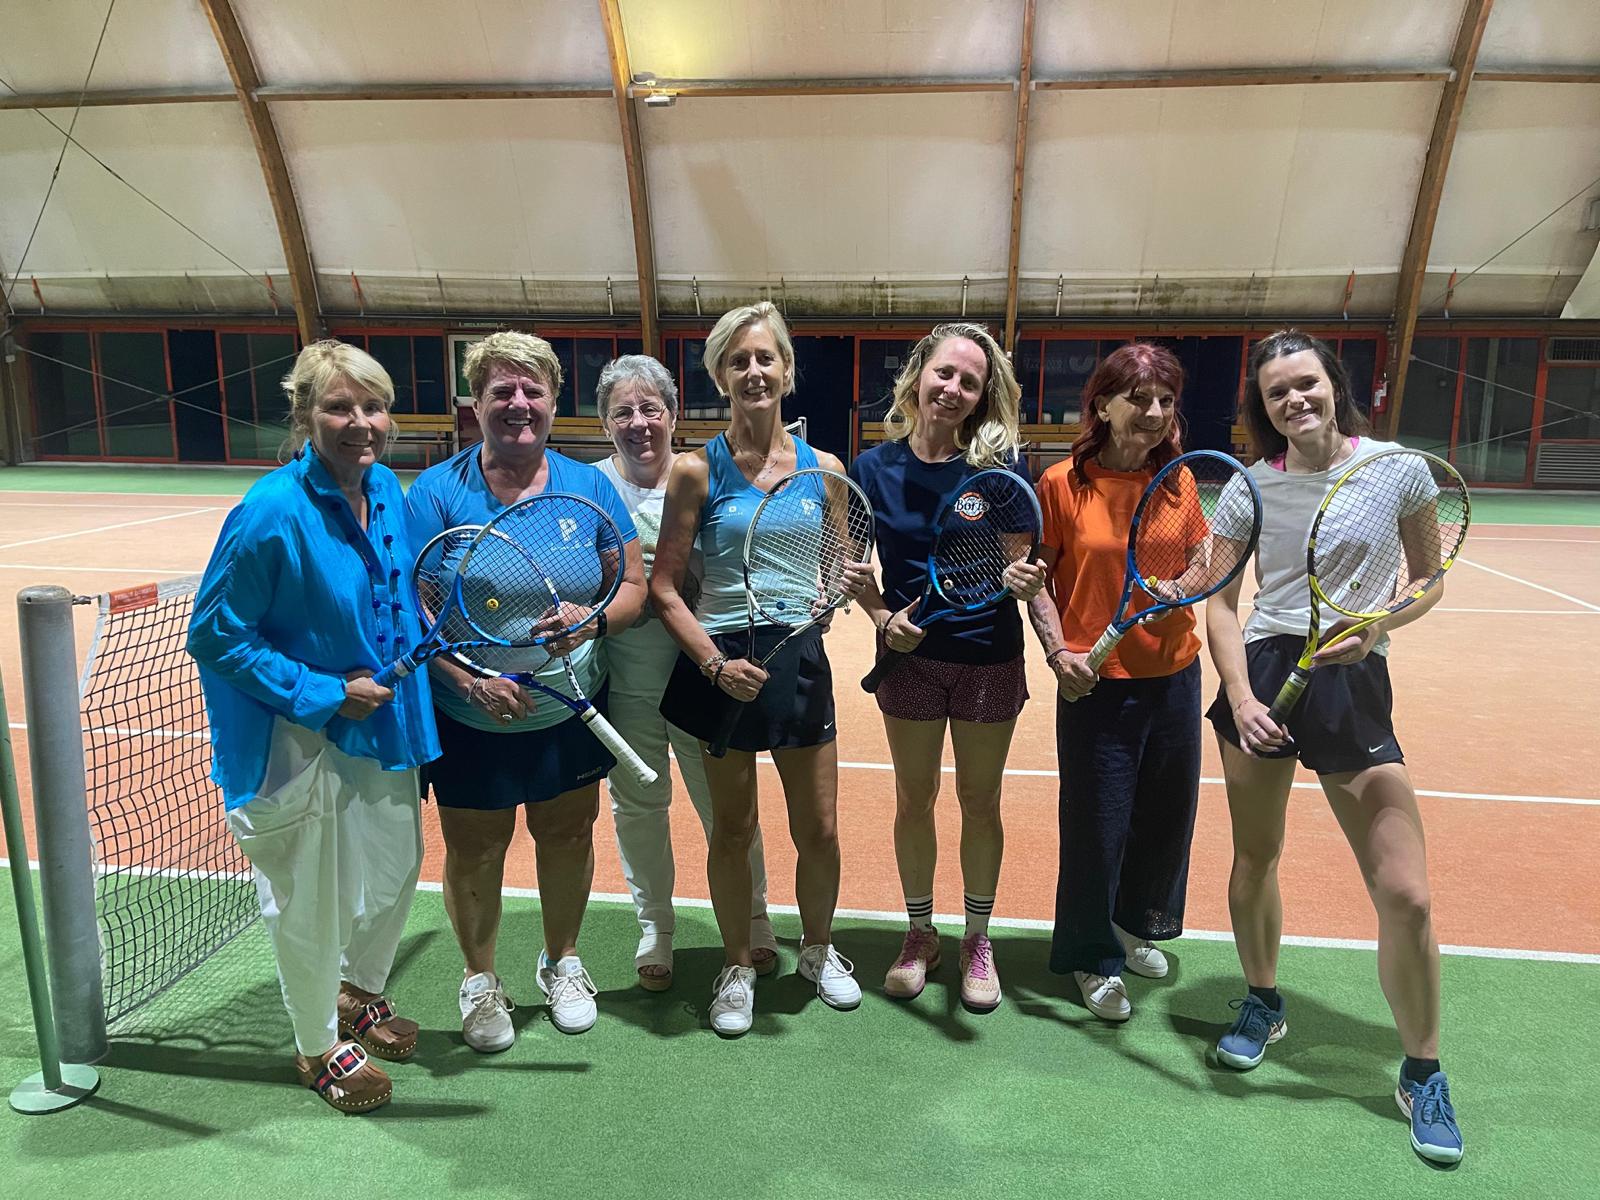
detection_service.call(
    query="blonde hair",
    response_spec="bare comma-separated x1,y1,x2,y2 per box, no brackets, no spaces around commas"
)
463,331,563,398
883,323,1022,467
282,339,395,456
702,301,796,398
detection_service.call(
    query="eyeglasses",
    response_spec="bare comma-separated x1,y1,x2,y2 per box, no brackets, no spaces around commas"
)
606,402,668,423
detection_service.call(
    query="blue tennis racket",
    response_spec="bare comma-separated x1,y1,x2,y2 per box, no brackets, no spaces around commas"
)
860,466,1042,694
1083,449,1263,674
377,495,655,785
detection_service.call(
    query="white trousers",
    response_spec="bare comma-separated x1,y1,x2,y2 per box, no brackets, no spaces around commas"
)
606,683,770,940
226,720,422,1057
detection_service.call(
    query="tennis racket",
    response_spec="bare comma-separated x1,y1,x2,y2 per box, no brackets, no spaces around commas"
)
377,496,656,785
860,467,1042,694
704,468,875,757
1083,450,1264,674
1266,448,1470,725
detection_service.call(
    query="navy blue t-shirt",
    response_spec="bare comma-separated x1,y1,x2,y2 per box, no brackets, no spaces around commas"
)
849,439,1032,665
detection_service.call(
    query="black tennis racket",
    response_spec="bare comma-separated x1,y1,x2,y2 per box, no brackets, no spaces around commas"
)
704,468,875,758
1266,448,1469,724
1083,450,1263,675
860,467,1042,694
377,496,655,785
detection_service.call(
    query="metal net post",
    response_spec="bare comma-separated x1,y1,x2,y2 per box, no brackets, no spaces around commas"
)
18,585,108,1065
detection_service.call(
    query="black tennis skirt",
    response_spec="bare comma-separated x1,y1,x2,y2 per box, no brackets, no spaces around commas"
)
659,624,836,756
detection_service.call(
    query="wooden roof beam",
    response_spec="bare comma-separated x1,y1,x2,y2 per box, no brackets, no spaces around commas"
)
254,83,613,102
1002,0,1037,353
598,0,658,355
1035,66,1451,91
1472,67,1600,84
197,0,323,346
0,87,236,110
1385,0,1494,439
625,77,1014,99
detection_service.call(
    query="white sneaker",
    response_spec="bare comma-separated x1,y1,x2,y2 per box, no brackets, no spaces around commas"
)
797,942,862,1011
536,951,598,1034
1074,971,1132,1022
709,964,757,1037
1114,925,1170,979
459,970,515,1053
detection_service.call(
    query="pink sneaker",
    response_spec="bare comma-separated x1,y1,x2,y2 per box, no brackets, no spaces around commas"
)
883,926,941,999
959,934,1002,1012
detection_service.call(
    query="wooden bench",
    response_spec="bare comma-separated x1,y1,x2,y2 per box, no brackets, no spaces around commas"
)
859,421,1253,471
547,416,807,460
389,412,458,466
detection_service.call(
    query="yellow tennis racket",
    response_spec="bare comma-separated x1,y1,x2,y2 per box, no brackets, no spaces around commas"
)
1267,448,1470,724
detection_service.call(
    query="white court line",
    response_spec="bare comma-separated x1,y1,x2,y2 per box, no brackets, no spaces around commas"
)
0,508,221,551
767,755,1600,805
1437,606,1597,614
10,722,1596,808
4,858,1590,966
0,500,217,511
1455,557,1600,612
0,563,192,575
1470,535,1600,544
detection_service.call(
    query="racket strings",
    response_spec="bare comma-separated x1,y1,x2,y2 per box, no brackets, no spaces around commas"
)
1313,453,1469,618
1131,463,1259,601
746,473,873,624
930,478,1039,607
462,496,625,644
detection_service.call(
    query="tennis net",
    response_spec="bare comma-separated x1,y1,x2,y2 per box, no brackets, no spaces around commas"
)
79,575,255,1024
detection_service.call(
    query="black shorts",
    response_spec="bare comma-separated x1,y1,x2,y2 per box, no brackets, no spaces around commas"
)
426,685,615,810
660,623,836,756
1205,633,1405,776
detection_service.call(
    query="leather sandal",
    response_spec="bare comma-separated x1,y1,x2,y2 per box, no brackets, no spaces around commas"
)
635,932,673,992
295,1041,392,1114
337,989,419,1061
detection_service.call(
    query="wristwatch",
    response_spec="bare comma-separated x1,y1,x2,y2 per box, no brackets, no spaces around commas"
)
594,610,608,639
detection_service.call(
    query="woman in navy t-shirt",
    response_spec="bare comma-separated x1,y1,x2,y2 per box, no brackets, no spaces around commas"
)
850,323,1048,1013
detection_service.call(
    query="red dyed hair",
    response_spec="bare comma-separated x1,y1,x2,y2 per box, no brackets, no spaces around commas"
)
1069,343,1186,487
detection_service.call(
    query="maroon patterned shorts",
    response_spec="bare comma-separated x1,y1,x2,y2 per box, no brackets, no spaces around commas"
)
873,647,1029,724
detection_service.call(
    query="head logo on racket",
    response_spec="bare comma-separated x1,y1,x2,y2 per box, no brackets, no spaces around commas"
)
952,491,989,521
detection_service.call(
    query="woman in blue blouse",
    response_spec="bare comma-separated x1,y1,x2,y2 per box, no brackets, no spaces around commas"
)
189,340,440,1115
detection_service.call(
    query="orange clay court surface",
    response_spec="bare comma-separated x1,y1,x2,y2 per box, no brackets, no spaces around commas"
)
2,480,1598,961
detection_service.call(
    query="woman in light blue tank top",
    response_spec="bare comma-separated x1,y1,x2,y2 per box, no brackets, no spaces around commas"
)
650,302,872,1037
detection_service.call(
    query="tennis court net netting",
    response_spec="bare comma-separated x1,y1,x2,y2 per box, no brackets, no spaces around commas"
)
77,576,255,1024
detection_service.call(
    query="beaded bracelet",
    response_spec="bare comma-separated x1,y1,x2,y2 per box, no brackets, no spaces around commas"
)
699,651,727,679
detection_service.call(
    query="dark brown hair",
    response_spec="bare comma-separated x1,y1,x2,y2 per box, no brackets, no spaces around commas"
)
1243,330,1369,460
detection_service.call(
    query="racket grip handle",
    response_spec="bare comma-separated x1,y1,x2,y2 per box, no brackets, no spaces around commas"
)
860,649,908,694
371,661,411,690
1084,627,1123,674
582,709,657,785
1267,670,1309,725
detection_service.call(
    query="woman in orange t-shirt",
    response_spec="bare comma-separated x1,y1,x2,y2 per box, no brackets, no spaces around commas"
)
1027,343,1202,1024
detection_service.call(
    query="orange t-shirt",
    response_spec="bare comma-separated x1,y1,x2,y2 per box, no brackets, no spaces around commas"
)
1036,457,1203,679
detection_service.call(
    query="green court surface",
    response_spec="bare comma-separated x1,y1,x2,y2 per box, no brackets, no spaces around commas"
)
3,880,1597,1198
3,463,1599,526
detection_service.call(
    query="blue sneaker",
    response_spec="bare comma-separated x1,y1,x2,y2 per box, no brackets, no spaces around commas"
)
1397,1070,1464,1165
1216,993,1287,1069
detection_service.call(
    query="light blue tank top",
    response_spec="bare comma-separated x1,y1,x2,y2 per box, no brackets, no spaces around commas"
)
696,433,819,633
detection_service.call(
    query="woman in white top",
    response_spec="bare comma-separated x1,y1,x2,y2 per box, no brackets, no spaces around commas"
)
1205,330,1462,1165
595,355,778,991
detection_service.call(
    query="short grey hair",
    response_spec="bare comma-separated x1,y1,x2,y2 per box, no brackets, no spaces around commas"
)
596,354,678,419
